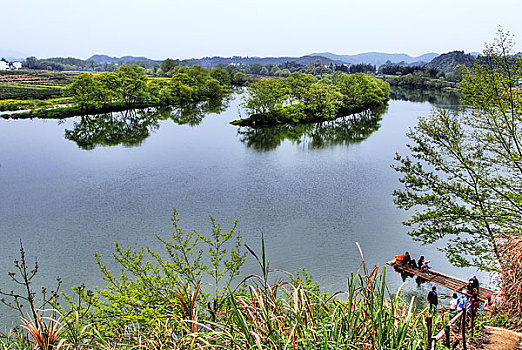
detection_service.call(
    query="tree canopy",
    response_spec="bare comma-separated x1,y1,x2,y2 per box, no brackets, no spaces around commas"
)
235,72,389,126
63,64,232,111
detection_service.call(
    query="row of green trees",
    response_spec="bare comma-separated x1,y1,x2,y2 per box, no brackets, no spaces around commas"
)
159,58,375,80
235,72,390,126
62,65,234,110
158,62,249,85
379,64,441,78
24,56,156,73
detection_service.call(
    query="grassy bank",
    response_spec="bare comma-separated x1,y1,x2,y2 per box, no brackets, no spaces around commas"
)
1,101,157,119
1,65,234,119
1,258,429,349
0,97,72,112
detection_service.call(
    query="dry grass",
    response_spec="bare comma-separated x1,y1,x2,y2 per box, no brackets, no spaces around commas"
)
19,309,64,350
495,235,522,331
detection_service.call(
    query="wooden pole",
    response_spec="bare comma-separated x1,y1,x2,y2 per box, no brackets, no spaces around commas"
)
445,325,451,348
426,315,433,350
461,306,467,350
471,304,475,337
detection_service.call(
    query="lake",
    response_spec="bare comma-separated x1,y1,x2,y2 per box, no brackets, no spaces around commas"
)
0,90,485,328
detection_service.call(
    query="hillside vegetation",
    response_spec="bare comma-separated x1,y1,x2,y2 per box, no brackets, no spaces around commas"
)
311,51,439,66
424,50,476,74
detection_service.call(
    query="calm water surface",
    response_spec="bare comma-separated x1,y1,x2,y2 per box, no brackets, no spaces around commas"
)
0,92,486,328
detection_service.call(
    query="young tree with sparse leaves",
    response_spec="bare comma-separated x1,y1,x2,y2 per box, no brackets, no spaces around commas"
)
393,28,522,271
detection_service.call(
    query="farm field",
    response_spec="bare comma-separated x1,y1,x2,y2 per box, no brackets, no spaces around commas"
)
0,70,78,111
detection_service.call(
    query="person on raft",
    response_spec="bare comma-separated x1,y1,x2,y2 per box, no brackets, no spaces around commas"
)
395,252,409,265
395,252,418,268
418,256,431,272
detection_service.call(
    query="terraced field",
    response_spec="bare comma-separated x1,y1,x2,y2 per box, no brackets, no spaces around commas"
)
0,70,77,86
0,70,78,110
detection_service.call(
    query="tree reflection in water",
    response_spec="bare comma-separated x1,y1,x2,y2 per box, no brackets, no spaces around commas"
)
64,109,160,150
236,105,388,152
65,97,229,149
153,97,229,126
390,86,460,108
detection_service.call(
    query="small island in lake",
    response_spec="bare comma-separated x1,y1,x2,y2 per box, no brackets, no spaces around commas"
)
231,72,390,127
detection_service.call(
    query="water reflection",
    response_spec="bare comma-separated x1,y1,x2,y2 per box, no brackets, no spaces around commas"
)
64,109,159,150
153,97,229,126
63,89,456,150
236,106,387,151
65,98,229,149
390,86,460,107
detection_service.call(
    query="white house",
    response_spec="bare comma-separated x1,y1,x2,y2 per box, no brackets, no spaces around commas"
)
0,60,23,70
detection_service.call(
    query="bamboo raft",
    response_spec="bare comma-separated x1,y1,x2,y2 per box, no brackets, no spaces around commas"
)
386,260,498,302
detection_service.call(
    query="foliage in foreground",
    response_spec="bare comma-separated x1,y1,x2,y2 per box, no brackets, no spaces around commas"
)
0,213,432,350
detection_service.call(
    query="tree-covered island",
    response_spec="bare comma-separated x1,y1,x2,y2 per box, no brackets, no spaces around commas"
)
231,72,390,126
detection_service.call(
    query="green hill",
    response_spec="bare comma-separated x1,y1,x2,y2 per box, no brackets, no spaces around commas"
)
425,51,476,74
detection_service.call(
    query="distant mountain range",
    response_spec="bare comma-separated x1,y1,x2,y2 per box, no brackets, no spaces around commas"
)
86,53,440,68
310,52,439,67
183,55,343,67
87,54,342,67
88,54,162,64
3,50,484,70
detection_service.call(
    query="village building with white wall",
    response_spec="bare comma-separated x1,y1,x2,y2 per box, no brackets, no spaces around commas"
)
0,59,23,70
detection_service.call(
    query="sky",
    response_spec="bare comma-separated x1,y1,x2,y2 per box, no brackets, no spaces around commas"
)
2,0,522,60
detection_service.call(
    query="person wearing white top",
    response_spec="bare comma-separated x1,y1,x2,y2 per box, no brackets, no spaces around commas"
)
450,293,458,312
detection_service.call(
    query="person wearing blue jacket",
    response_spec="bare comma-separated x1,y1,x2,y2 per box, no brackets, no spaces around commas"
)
457,290,469,311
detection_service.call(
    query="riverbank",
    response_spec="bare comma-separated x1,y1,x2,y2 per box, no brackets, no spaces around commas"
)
230,104,381,126
1,101,160,120
0,66,237,119
381,73,459,92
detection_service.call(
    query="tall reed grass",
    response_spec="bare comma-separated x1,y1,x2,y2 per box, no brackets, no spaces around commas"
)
1,252,432,350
